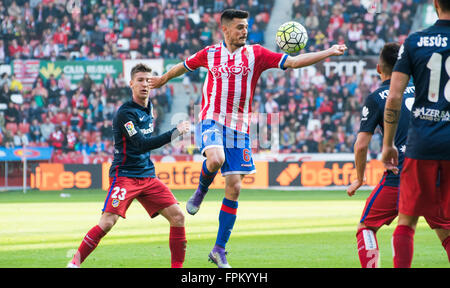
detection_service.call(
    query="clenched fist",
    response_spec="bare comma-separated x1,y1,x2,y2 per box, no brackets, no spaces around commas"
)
176,121,191,135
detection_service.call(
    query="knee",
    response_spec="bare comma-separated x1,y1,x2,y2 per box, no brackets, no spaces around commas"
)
169,212,185,227
227,181,241,199
208,156,225,171
397,213,418,229
99,214,118,232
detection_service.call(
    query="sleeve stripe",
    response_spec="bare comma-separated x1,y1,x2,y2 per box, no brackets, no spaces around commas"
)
184,61,194,72
279,54,288,70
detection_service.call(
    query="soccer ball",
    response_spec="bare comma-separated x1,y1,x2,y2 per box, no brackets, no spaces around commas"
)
276,21,308,54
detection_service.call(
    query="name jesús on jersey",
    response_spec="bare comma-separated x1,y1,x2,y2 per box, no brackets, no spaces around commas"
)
394,19,450,160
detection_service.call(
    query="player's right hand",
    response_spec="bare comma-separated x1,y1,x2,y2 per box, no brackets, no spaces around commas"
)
347,178,364,197
176,121,191,135
381,146,399,175
329,44,347,56
148,76,165,89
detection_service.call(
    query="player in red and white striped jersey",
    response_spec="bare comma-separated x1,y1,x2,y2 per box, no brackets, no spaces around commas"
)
184,42,287,134
150,9,347,267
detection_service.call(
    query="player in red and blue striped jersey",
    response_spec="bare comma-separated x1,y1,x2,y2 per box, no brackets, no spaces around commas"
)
150,9,347,267
382,0,450,268
67,64,191,268
347,43,450,268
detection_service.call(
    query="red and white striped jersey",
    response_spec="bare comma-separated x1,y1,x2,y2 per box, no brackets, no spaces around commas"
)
184,42,288,134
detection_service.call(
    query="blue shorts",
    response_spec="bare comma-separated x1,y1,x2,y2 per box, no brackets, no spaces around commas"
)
196,120,255,176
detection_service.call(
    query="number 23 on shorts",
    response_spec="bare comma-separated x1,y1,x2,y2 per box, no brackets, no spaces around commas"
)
111,186,127,200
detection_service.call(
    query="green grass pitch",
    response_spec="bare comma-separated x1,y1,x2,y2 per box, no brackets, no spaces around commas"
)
0,188,448,268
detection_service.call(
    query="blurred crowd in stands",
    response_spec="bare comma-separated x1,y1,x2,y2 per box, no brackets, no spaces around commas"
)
0,0,429,160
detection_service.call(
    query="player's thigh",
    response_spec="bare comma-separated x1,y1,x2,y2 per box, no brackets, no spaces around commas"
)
438,160,450,218
102,176,141,219
221,130,255,177
360,181,399,228
399,158,440,217
197,120,225,157
137,177,179,219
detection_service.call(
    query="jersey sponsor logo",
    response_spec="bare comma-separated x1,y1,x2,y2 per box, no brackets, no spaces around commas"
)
210,62,251,79
417,35,448,48
139,115,145,121
412,107,450,122
140,123,154,134
124,121,137,137
207,47,220,53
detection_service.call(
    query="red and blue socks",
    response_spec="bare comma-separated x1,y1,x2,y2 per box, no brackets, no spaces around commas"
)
216,198,238,248
356,228,379,268
71,225,106,266
169,226,187,268
392,225,415,268
198,160,218,194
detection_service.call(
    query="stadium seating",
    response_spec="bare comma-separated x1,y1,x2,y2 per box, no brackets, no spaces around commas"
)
6,123,18,135
129,39,140,51
0,0,428,161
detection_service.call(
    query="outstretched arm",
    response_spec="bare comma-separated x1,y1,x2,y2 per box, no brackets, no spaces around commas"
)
283,44,347,69
149,62,188,89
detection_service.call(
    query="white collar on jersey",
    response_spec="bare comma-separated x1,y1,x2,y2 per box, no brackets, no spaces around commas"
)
222,41,246,57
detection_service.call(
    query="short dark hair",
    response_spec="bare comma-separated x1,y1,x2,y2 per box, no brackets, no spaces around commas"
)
379,42,400,75
438,0,450,12
131,63,152,79
220,9,249,24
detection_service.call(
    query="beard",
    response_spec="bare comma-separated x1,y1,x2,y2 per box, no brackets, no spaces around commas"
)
234,37,247,47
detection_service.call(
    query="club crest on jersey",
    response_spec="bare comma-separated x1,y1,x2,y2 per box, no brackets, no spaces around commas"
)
211,62,251,79
112,199,120,208
124,121,137,137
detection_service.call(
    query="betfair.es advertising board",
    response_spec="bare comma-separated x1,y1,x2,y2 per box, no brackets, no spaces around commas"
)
29,160,385,191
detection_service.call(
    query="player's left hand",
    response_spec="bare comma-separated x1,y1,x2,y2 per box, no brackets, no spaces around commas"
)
381,146,399,175
148,75,165,89
176,121,191,135
329,44,347,56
